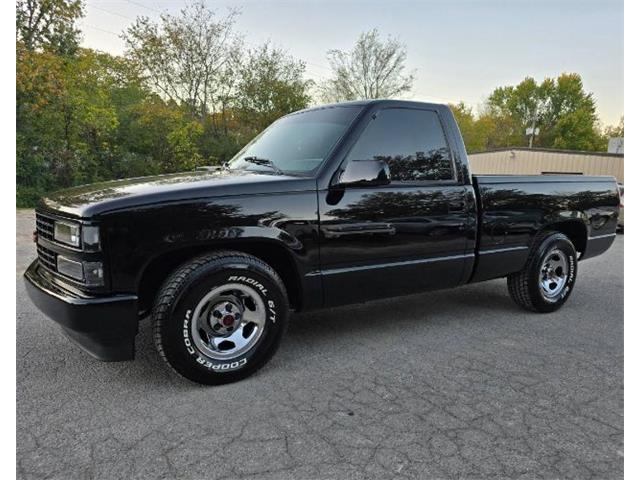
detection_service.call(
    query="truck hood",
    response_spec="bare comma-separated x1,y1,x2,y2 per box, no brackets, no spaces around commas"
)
40,169,316,218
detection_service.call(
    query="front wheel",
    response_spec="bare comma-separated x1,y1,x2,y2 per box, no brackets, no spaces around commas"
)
152,251,289,385
508,232,578,313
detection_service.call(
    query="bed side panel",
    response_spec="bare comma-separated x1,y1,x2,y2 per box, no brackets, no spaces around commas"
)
470,175,618,283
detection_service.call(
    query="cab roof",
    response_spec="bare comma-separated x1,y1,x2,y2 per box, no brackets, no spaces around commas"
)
296,99,448,114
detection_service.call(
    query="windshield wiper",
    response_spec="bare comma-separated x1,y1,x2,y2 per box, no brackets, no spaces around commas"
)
243,156,283,175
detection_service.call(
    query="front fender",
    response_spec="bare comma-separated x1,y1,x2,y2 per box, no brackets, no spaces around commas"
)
103,192,320,303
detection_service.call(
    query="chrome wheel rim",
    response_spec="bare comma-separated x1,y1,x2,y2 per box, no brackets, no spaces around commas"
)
538,249,569,300
190,283,266,360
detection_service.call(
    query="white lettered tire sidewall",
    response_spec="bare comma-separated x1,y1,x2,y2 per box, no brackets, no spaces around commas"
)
528,233,577,311
508,232,578,313
154,253,289,385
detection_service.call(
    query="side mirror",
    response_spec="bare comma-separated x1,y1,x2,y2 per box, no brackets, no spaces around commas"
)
337,159,391,187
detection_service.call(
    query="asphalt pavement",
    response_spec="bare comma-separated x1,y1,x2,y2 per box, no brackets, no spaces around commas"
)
16,209,624,479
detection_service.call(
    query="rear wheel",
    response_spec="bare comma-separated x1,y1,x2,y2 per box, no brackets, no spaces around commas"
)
152,251,289,385
508,232,578,313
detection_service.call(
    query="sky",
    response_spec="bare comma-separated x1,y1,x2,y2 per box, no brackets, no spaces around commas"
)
79,0,624,125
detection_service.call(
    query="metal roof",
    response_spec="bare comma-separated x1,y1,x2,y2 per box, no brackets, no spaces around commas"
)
469,147,623,158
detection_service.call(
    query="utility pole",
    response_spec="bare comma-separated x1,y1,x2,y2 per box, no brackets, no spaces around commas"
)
528,117,536,148
526,110,539,148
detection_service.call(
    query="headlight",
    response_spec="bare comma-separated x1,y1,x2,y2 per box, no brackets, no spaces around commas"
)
53,221,101,251
54,221,80,247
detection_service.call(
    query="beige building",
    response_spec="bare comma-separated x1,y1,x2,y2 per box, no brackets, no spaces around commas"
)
468,147,624,183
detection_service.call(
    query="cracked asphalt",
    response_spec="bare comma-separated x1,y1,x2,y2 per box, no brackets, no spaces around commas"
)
16,209,623,479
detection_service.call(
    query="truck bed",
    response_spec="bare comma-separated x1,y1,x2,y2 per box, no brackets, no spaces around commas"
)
469,174,619,283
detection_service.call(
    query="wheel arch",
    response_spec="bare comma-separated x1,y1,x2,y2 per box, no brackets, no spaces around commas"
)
542,220,588,255
136,240,304,316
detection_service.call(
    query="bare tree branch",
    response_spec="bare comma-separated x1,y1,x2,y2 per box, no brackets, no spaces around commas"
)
320,29,415,103
121,2,242,120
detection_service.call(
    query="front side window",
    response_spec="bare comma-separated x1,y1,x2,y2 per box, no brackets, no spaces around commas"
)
345,108,454,181
228,106,363,175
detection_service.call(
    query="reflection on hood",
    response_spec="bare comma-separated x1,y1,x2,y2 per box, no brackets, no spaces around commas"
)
41,169,309,218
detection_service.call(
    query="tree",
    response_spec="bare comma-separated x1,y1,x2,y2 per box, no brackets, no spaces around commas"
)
449,102,522,153
490,78,537,145
16,0,84,54
17,48,133,191
235,42,313,132
16,0,323,206
167,121,204,171
483,73,603,150
449,102,486,153
122,2,242,121
320,29,415,102
604,117,624,138
449,74,612,153
552,108,606,151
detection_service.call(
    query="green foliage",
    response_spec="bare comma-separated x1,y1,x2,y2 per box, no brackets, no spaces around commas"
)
16,0,314,206
15,1,622,208
451,73,618,153
604,117,624,139
551,108,606,151
167,121,204,171
17,47,126,194
17,0,84,55
122,2,242,120
449,102,486,153
235,43,314,132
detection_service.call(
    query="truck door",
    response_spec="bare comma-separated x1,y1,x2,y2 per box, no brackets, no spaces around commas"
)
318,106,472,307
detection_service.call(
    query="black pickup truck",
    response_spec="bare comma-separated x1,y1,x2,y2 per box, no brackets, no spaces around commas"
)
24,100,619,385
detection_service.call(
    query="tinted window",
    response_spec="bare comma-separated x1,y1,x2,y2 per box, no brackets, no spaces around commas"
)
228,106,362,174
345,108,453,181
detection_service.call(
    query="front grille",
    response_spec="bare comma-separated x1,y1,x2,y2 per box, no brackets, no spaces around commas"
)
37,244,57,272
35,213,55,241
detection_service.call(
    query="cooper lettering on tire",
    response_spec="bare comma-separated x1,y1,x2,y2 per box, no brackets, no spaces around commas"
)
152,251,289,385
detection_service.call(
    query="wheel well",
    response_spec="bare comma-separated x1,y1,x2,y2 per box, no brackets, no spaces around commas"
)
545,221,587,254
137,242,303,315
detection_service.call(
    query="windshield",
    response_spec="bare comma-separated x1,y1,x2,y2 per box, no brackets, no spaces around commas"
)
228,106,363,175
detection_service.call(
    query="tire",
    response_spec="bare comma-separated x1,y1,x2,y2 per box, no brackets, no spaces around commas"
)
152,251,289,385
507,232,578,313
